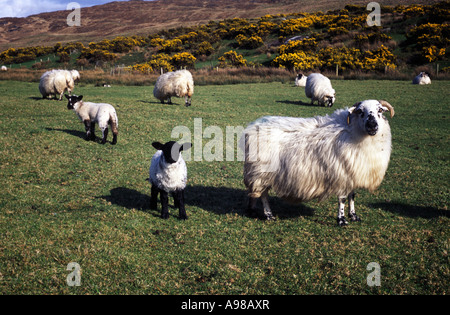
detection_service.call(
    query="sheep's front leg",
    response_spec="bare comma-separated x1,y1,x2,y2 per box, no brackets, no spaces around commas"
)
150,185,159,210
337,196,349,227
83,120,93,141
261,190,275,220
160,190,169,219
348,192,361,222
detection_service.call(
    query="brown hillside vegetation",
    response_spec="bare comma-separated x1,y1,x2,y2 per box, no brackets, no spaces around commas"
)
0,0,443,51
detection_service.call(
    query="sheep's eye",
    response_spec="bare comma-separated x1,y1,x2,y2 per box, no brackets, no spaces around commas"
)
378,108,383,113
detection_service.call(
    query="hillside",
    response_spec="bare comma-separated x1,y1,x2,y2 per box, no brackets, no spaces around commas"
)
0,0,444,51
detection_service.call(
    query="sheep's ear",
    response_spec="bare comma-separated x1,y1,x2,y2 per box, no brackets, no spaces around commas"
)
65,94,70,99
348,102,362,115
152,142,164,150
180,143,192,152
77,95,83,101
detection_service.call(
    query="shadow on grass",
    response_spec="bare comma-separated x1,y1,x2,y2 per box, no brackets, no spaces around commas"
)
138,100,183,106
101,185,315,220
45,127,85,140
276,99,314,106
370,202,449,218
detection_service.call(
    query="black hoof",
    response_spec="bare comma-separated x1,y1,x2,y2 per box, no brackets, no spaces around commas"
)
337,217,348,227
349,214,361,222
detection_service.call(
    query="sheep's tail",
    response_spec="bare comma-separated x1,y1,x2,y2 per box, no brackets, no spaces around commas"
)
109,111,119,135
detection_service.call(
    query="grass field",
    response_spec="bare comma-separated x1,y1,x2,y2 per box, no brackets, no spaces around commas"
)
0,79,448,295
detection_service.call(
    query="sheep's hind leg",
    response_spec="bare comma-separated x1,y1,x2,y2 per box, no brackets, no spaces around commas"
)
174,189,187,220
337,196,349,227
246,196,258,218
348,191,361,222
261,190,275,221
160,190,169,219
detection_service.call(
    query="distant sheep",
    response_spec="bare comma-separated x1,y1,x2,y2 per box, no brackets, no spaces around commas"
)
294,73,307,87
412,72,431,85
153,69,194,106
65,94,118,145
1,65,7,71
241,99,395,226
39,69,75,100
305,73,336,107
149,141,192,219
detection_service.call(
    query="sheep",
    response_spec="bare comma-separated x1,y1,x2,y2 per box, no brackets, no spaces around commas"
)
305,73,336,107
39,69,75,100
65,94,118,145
412,72,431,85
240,99,395,226
153,69,194,106
294,73,307,87
70,70,81,83
149,141,192,219
1,65,7,71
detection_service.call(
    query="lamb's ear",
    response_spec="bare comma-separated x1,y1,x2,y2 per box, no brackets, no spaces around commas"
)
65,94,70,99
152,142,164,150
77,95,83,101
347,102,362,125
180,142,192,152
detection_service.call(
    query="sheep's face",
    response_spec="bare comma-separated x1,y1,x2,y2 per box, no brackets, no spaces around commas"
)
65,94,83,110
349,100,394,136
152,141,192,164
323,91,336,107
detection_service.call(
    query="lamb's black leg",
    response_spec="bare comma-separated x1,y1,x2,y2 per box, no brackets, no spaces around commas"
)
150,185,158,210
84,120,91,141
160,190,169,219
90,122,96,141
101,127,108,144
175,189,187,220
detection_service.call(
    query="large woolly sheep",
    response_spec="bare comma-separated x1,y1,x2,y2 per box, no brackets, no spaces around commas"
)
412,72,431,85
65,94,118,145
153,69,194,106
294,73,307,87
305,73,336,107
149,141,192,219
39,69,75,100
241,99,395,226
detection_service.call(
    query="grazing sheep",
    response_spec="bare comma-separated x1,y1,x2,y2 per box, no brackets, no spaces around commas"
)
70,70,81,83
305,73,336,107
240,99,395,226
149,141,192,219
65,94,118,145
153,69,194,106
39,69,75,100
412,72,431,85
1,65,7,71
294,73,307,87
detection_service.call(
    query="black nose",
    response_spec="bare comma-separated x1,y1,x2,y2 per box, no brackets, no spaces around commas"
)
366,115,378,135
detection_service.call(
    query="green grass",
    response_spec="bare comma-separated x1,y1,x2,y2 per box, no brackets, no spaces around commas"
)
0,79,448,294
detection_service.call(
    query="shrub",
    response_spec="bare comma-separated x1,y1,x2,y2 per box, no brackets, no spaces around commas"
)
218,50,248,68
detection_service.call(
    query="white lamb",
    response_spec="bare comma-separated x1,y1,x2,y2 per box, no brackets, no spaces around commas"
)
305,73,336,107
1,65,7,71
294,73,307,87
39,69,75,100
241,99,395,226
149,141,192,219
65,94,118,145
412,72,431,85
153,69,194,106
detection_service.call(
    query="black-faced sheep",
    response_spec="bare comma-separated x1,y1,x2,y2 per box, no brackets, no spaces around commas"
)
412,72,431,85
241,100,395,226
149,141,192,219
305,73,336,107
65,94,118,145
153,69,194,106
